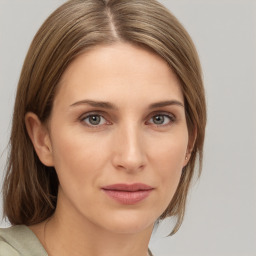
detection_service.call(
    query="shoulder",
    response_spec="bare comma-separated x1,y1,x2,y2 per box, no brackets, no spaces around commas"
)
0,225,47,256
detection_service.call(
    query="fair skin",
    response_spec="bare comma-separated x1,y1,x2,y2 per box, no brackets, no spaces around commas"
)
26,43,192,256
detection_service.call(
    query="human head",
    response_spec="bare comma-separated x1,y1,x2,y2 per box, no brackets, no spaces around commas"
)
3,0,206,235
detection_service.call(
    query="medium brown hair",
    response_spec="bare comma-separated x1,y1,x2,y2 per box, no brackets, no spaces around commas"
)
3,0,206,235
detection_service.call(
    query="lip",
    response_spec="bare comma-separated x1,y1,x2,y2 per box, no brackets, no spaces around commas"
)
101,183,154,205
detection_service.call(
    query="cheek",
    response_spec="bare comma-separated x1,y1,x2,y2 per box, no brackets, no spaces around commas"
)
149,129,188,170
148,131,188,205
50,129,110,194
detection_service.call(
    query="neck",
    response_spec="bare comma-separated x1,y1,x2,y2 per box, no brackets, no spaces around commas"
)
45,214,152,256
41,195,153,256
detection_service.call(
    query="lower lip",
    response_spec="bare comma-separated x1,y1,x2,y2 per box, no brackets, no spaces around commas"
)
102,189,152,205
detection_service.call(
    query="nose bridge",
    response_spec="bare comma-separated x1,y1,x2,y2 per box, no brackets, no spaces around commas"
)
112,121,145,172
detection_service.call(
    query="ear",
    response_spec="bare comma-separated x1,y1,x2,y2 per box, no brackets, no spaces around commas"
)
25,112,54,167
183,127,197,167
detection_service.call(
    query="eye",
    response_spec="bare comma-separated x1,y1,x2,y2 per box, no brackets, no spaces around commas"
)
82,114,108,126
147,113,175,126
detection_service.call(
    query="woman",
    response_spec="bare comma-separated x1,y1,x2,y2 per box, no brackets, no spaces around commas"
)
0,0,206,255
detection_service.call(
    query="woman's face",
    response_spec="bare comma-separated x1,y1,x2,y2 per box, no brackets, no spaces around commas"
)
44,43,190,234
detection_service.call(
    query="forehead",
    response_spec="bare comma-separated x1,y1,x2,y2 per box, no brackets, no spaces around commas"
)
54,42,184,108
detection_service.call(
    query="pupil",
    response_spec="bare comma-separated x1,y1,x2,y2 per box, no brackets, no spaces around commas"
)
154,115,164,124
89,116,100,125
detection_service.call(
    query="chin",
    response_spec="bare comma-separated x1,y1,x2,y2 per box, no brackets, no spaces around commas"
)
97,209,157,235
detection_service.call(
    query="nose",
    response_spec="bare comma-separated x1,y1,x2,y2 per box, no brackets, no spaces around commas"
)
111,123,146,173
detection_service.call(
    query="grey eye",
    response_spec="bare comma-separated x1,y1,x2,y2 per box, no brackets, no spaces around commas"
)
148,114,175,126
83,115,106,126
152,115,165,125
89,115,101,125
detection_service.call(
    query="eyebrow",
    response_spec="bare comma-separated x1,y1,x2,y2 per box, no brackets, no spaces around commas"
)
70,99,184,109
70,100,117,109
149,100,184,109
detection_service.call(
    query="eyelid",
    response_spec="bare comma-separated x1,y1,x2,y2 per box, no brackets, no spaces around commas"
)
147,110,176,119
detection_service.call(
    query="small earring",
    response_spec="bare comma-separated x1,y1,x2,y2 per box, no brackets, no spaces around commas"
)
185,156,188,160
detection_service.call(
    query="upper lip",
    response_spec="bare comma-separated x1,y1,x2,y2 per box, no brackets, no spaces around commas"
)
101,183,153,192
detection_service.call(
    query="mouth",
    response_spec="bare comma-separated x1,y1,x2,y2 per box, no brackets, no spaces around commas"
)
101,183,154,205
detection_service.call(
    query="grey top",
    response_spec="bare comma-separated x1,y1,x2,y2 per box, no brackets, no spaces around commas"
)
0,225,154,256
0,225,47,256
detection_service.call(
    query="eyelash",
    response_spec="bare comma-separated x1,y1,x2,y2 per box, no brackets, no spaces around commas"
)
79,111,176,128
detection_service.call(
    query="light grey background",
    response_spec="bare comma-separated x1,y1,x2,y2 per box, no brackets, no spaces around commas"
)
0,0,255,255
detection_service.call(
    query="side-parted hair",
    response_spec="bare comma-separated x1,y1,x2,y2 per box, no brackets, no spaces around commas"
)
3,0,206,235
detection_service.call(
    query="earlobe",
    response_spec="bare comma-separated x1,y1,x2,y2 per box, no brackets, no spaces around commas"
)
25,112,54,167
183,151,191,167
183,127,197,167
